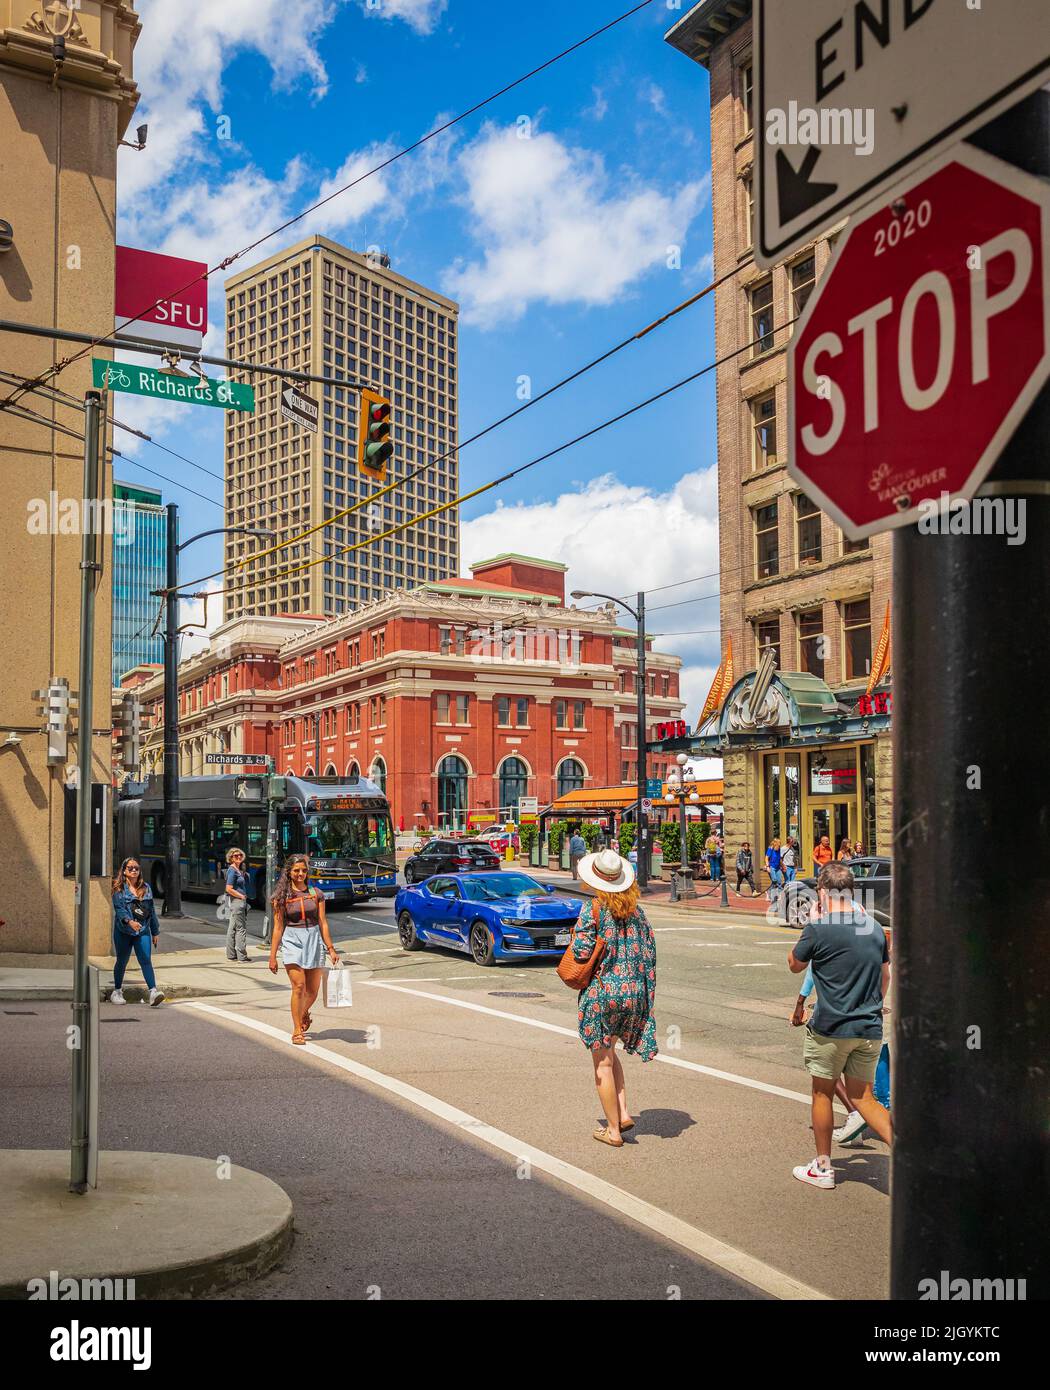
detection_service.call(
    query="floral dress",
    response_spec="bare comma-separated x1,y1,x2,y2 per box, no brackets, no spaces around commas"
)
572,901,657,1061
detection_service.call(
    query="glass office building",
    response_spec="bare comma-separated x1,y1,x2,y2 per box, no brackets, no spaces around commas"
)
112,482,167,687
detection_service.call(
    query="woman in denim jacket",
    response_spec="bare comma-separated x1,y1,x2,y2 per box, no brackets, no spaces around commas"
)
111,857,165,1006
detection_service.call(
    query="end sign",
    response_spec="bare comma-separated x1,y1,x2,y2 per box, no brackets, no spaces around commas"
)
788,147,1050,538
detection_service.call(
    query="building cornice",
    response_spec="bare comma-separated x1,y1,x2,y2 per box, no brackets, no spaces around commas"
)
664,0,752,70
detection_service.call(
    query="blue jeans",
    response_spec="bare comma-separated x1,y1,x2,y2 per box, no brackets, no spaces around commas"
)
874,1043,891,1108
784,866,797,882
708,854,722,882
113,931,157,991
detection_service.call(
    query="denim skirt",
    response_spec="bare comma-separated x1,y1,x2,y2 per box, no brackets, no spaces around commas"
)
280,925,326,969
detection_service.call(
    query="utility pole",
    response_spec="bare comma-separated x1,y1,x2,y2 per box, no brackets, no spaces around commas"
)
570,587,649,889
70,391,102,1194
635,590,649,890
890,91,1050,1298
162,502,183,917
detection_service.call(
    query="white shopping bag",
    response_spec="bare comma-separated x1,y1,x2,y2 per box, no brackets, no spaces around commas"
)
323,963,353,1009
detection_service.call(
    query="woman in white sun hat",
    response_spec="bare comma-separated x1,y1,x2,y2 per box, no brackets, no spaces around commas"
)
571,847,658,1148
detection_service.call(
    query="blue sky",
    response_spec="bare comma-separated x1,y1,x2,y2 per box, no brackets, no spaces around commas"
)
115,0,722,713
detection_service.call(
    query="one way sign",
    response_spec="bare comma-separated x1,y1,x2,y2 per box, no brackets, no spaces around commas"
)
754,0,1050,268
281,383,319,433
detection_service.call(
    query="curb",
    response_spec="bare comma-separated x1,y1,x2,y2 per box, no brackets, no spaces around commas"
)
0,1150,294,1301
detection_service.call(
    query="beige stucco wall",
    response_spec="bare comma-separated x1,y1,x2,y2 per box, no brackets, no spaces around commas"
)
0,1,139,954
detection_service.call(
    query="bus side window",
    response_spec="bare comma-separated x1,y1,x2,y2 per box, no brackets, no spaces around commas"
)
279,815,296,855
142,814,156,850
245,817,266,858
211,814,240,862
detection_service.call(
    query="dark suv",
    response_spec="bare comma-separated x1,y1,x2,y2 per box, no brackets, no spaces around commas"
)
403,838,501,884
778,856,892,928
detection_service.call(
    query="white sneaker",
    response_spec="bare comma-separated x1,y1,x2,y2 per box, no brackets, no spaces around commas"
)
793,1160,835,1190
834,1110,870,1145
148,988,165,1007
109,988,126,1005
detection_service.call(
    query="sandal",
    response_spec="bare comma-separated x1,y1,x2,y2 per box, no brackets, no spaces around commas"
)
301,1011,312,1031
593,1126,624,1148
291,1031,307,1046
620,1120,635,1133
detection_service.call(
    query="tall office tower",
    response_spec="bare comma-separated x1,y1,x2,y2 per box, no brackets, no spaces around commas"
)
223,235,460,620
112,481,166,686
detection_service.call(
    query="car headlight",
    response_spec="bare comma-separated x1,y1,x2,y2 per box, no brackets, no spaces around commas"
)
500,917,529,927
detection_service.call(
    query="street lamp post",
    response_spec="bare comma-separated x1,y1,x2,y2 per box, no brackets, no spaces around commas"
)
157,505,275,917
571,588,648,890
664,753,700,901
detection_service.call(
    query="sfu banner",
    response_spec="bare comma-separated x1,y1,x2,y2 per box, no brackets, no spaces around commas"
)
114,245,208,353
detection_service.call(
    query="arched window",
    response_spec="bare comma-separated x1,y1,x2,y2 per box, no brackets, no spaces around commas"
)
303,766,315,779
437,755,468,831
346,760,361,780
498,757,529,820
323,762,338,777
557,758,585,798
370,756,387,794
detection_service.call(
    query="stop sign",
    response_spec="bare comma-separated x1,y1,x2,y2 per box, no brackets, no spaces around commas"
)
788,145,1050,537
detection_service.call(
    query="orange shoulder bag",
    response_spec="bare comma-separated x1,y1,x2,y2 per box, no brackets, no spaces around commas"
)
556,900,605,991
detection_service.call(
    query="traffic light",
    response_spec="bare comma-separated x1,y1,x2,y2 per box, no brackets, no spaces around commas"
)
357,388,393,482
34,677,70,764
116,693,142,773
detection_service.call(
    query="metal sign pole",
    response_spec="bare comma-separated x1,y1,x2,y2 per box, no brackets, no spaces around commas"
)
890,92,1050,1298
70,392,102,1195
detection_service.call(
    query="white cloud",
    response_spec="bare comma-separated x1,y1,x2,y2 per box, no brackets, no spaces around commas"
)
640,82,668,116
443,124,708,327
123,0,346,203
461,467,723,723
586,87,609,121
177,580,226,661
362,0,449,34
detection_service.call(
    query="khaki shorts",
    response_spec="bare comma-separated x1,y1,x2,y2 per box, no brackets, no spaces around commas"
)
804,1029,881,1084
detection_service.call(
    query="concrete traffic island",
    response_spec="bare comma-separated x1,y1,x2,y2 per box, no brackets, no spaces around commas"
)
0,1151,293,1300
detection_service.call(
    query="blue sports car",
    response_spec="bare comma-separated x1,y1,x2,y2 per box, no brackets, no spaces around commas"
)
394,872,584,967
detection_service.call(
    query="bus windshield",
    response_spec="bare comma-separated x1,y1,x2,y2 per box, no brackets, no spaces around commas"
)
305,813,393,862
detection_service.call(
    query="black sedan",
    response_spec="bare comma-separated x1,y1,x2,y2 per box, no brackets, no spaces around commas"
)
777,856,892,928
403,838,501,884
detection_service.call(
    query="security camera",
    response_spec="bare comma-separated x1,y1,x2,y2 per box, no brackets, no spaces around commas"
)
137,124,148,149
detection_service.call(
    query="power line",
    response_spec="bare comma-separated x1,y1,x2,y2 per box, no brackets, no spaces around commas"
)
0,0,656,411
174,312,801,601
196,263,745,589
6,400,225,509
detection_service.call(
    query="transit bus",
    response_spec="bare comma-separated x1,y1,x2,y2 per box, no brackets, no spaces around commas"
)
115,773,397,907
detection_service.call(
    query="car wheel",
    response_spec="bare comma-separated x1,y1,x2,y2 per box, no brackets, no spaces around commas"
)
784,890,809,927
398,911,425,952
151,866,165,901
469,919,496,967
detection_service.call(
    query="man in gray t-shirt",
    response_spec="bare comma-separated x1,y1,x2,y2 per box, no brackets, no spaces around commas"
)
787,862,892,1190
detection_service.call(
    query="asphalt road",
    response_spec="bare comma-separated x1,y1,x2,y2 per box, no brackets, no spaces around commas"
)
2,890,891,1300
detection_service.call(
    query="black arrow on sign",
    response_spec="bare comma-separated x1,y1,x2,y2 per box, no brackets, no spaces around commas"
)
776,146,838,225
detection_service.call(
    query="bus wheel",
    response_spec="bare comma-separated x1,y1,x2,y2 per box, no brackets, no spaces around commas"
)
152,866,165,901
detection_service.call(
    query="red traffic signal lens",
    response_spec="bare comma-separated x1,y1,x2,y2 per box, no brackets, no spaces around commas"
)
369,401,390,424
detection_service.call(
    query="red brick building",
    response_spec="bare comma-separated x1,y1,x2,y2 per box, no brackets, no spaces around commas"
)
133,555,685,831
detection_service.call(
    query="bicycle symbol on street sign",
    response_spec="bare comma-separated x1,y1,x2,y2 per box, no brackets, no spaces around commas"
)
102,366,132,390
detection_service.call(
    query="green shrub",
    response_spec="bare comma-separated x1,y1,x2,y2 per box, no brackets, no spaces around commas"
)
619,822,636,858
581,822,602,850
519,823,538,856
661,819,683,863
548,819,569,859
687,822,713,863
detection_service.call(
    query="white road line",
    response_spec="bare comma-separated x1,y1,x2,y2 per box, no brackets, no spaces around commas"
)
732,962,776,968
359,980,816,1107
183,1000,826,1302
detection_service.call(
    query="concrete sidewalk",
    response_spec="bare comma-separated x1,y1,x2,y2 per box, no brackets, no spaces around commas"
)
0,1150,292,1299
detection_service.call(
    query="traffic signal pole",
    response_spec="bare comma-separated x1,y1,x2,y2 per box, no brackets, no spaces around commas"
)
70,391,102,1194
162,503,183,917
890,90,1050,1298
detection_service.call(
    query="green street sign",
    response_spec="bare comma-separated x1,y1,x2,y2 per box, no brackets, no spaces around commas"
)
92,359,254,412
